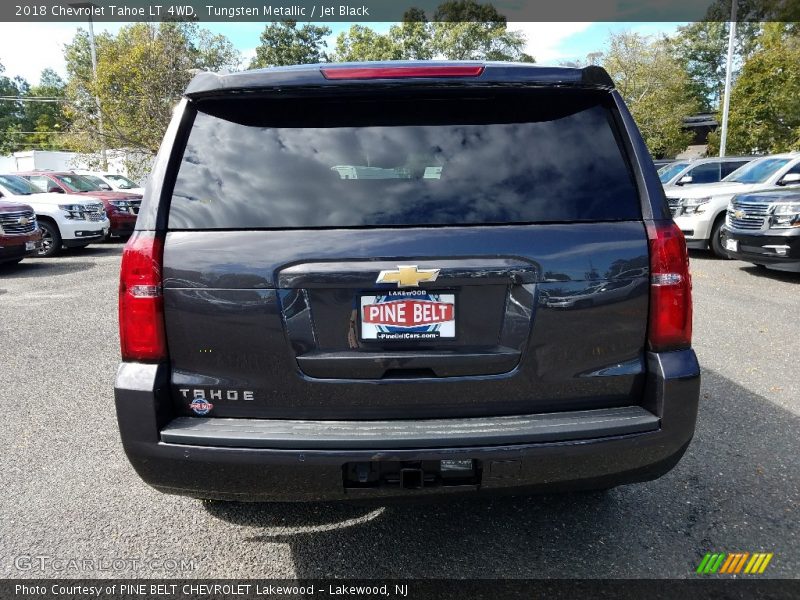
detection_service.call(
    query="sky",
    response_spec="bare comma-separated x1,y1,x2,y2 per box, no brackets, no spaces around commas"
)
0,21,684,85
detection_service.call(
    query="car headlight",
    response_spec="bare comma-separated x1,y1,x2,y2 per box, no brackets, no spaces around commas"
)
680,197,711,215
110,200,132,209
770,202,800,229
58,204,88,220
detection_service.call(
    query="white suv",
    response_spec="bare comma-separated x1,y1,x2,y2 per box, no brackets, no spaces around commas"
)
0,174,110,257
665,153,800,257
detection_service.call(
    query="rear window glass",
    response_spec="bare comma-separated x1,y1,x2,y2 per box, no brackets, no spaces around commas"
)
168,91,640,229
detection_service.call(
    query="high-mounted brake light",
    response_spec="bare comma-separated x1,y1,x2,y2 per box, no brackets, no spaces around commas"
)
646,221,693,352
119,232,167,361
320,66,485,80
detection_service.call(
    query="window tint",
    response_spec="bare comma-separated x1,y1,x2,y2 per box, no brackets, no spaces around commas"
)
169,91,641,229
725,158,790,184
106,174,138,189
28,175,56,192
658,162,689,183
55,174,99,192
721,160,750,177
80,174,111,190
0,174,42,195
785,162,800,176
687,162,722,184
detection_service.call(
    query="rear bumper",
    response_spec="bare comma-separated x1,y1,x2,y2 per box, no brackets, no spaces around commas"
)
722,228,800,271
114,350,700,502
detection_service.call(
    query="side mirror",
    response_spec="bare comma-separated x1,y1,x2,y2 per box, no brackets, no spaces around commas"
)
48,187,65,193
677,175,693,186
778,173,800,186
99,183,112,191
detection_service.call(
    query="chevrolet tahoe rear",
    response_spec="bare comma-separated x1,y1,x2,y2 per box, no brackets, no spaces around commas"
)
114,62,700,502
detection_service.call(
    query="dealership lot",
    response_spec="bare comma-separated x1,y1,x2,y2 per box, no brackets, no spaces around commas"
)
0,245,797,578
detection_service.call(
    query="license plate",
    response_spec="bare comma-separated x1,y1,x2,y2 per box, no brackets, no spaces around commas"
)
725,239,738,252
25,241,37,250
360,292,456,341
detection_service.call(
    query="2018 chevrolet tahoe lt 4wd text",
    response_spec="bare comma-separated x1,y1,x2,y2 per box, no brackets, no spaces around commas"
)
114,62,700,502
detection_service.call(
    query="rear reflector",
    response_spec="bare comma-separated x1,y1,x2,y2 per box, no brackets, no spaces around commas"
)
320,66,485,80
646,221,693,352
119,232,166,361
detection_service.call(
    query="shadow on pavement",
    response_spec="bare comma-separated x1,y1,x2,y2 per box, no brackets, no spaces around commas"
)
737,264,800,283
203,369,799,578
0,259,96,278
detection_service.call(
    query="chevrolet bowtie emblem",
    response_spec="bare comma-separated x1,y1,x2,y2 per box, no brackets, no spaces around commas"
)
733,210,746,219
376,265,440,288
18,217,29,225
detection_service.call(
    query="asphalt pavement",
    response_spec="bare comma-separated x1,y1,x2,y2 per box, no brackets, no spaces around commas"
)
0,244,797,579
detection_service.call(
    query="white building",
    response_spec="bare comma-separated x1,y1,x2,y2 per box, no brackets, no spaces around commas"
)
0,150,150,183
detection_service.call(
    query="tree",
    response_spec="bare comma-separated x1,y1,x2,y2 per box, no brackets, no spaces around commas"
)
0,61,30,154
332,1,534,63
333,25,404,62
602,32,698,158
63,22,240,164
429,1,532,61
18,69,71,151
250,21,331,68
708,23,800,154
669,20,761,112
388,9,433,60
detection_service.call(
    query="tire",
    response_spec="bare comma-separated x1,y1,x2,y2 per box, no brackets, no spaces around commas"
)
36,221,62,257
709,217,730,259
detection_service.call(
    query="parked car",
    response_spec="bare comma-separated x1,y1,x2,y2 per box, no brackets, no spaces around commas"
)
665,153,800,257
722,188,800,272
0,174,109,257
653,159,675,169
114,61,699,502
0,198,42,265
72,170,145,195
658,156,755,190
16,171,141,238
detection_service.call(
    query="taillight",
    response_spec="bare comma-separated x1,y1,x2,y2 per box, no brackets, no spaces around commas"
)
320,65,485,80
646,221,692,352
119,232,166,361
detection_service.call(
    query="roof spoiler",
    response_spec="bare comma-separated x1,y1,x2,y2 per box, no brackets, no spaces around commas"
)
184,63,617,98
581,66,615,89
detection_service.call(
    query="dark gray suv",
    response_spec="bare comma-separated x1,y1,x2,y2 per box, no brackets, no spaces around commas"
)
114,61,699,502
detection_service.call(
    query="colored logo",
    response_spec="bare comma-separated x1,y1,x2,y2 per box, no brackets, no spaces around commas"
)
360,292,456,340
190,398,214,416
363,298,454,327
696,552,773,575
376,265,440,288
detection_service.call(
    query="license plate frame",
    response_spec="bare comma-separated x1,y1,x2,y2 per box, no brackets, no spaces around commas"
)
359,291,457,342
725,239,738,252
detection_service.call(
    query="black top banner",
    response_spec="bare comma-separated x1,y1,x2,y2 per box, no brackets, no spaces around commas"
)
3,0,800,23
